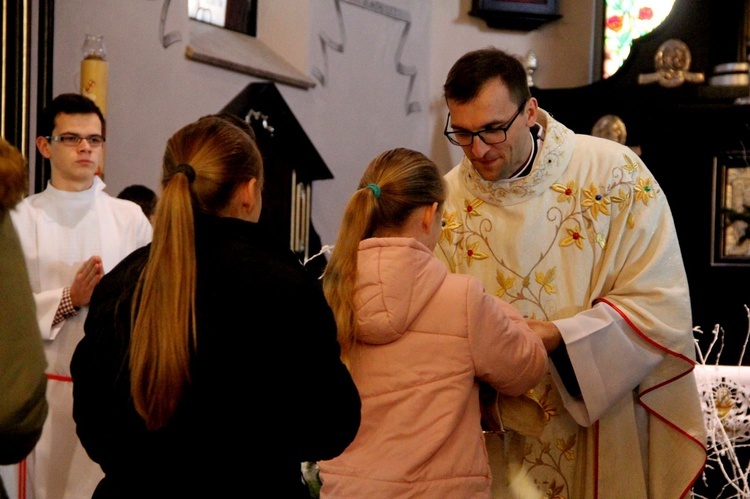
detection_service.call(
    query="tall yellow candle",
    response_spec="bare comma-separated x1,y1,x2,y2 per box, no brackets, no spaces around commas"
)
80,34,108,116
81,56,108,116
80,34,108,178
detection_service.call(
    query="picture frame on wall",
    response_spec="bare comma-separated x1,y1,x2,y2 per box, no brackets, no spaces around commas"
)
711,151,750,266
469,0,562,31
188,0,257,36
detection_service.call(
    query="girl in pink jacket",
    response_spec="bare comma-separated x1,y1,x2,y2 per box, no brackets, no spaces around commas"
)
318,148,548,498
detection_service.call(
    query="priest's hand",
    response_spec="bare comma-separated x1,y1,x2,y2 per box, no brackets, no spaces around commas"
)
69,256,104,308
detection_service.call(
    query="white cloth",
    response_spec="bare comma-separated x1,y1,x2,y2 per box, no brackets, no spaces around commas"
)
8,177,152,499
552,303,664,426
436,109,707,498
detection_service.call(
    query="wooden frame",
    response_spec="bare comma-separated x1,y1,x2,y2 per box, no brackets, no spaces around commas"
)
1,0,54,193
1,0,27,152
711,151,750,266
34,0,55,192
469,0,562,31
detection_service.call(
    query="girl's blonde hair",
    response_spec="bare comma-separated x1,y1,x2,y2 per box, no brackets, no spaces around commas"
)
322,148,445,364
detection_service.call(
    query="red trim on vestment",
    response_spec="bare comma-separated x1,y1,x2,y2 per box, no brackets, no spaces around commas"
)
593,297,708,498
594,297,696,365
18,457,26,499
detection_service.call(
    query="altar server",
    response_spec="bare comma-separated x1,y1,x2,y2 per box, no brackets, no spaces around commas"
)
10,93,152,499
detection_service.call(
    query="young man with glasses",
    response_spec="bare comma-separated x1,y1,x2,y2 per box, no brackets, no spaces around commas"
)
435,47,707,498
9,93,152,499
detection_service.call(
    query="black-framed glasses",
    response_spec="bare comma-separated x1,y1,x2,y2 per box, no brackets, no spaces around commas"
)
46,134,106,147
443,101,527,147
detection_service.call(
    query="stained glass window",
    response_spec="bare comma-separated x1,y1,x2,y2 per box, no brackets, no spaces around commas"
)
603,0,676,78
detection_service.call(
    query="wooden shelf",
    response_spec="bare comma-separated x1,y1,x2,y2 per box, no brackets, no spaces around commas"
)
185,19,316,90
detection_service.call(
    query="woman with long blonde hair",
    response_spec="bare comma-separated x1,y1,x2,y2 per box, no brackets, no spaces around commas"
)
71,115,361,498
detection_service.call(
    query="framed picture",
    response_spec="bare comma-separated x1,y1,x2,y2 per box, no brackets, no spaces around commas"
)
711,151,750,266
469,0,562,31
188,0,257,36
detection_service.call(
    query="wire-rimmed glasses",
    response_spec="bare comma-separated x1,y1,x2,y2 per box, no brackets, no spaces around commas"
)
46,134,106,147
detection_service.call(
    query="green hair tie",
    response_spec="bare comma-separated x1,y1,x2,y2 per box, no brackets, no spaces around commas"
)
366,183,381,199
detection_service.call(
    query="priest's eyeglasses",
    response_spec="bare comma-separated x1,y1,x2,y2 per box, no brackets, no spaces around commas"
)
46,134,106,147
444,101,526,147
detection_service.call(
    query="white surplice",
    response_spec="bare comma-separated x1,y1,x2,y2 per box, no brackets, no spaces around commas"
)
7,177,152,499
436,109,707,499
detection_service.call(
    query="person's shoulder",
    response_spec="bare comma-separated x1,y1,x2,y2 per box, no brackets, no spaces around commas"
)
575,133,634,155
444,162,462,181
265,248,314,280
449,270,485,288
11,190,44,210
8,192,43,225
436,269,483,302
100,244,150,287
442,163,464,198
437,272,514,318
101,193,151,221
217,228,306,275
113,243,150,271
568,134,646,175
259,247,324,293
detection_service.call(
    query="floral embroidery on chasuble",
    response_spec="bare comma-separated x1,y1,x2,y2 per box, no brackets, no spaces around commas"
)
436,113,661,498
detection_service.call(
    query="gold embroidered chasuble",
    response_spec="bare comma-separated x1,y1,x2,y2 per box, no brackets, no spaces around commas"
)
436,109,707,498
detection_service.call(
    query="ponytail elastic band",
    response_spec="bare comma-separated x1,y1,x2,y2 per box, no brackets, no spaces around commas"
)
175,163,196,183
366,183,381,199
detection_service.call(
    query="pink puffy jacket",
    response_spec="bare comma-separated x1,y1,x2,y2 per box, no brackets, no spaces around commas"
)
318,237,547,498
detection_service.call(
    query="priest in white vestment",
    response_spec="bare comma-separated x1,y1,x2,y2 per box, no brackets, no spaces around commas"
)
436,48,707,498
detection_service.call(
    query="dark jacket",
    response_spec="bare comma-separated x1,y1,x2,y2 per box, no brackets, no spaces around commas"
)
71,214,361,498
